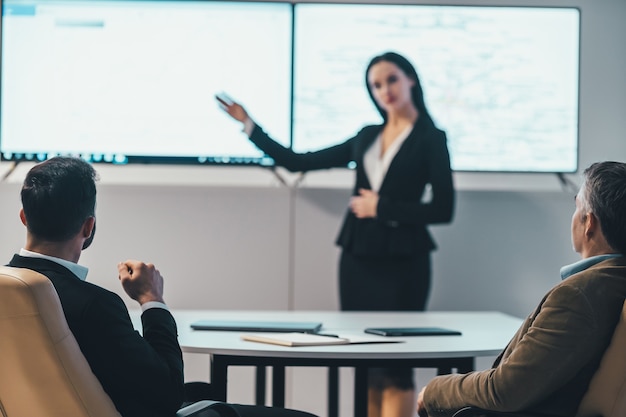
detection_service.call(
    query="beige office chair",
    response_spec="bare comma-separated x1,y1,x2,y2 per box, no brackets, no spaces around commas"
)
452,299,626,417
0,265,221,417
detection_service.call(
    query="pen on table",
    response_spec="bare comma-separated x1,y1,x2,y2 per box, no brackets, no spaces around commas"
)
318,333,340,338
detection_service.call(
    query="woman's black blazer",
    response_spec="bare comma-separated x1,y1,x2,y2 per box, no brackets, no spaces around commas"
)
248,117,455,257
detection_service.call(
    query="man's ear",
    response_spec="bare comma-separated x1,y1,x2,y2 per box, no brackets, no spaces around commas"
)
82,216,96,238
19,209,27,226
81,216,96,250
584,212,599,238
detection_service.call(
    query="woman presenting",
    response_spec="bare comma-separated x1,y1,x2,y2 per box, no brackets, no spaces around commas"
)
216,51,455,417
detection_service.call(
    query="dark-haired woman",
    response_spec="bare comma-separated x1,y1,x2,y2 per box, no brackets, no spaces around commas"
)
216,51,454,417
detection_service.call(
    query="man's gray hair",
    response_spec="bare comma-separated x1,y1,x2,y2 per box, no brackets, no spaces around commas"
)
580,161,626,254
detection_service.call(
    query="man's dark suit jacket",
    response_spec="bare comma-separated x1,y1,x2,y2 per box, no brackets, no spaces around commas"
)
9,255,185,417
249,117,454,257
423,256,626,417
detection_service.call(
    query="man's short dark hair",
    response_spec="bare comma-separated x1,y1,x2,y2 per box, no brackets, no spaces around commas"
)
580,161,626,254
21,157,98,242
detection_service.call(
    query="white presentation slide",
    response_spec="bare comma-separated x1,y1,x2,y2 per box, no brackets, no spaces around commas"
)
1,0,292,164
293,4,580,172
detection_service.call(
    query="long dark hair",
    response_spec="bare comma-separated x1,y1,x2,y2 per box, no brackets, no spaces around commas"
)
365,51,435,127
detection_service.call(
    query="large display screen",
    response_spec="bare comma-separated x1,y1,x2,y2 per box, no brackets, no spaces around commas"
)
1,0,292,165
1,1,580,173
293,4,580,173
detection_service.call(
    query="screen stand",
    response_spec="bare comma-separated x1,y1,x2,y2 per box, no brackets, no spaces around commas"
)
269,166,288,187
1,161,19,182
269,167,306,188
555,172,579,193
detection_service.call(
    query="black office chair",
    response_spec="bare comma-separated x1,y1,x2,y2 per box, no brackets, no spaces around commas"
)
449,300,626,417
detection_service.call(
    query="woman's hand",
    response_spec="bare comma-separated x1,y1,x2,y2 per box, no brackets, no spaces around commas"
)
350,188,379,218
215,93,249,123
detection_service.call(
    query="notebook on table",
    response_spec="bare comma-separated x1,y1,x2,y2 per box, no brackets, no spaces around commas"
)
190,320,323,334
241,332,404,347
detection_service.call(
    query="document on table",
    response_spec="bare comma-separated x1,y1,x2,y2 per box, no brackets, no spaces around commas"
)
241,332,404,347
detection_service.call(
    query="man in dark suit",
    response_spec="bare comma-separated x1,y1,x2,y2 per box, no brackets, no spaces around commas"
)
9,156,182,417
417,161,626,417
9,156,317,417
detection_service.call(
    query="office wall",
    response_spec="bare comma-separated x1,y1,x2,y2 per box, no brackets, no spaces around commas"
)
1,0,625,416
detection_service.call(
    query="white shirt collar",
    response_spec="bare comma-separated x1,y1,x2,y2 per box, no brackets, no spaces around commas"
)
19,248,89,281
363,124,413,192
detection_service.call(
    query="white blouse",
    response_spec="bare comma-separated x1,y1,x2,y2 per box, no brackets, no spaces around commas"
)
363,124,413,192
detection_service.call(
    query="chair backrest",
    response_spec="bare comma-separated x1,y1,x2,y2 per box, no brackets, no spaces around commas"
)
0,266,121,417
576,299,626,417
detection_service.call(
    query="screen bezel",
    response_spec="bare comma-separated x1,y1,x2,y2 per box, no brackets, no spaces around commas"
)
0,1,581,174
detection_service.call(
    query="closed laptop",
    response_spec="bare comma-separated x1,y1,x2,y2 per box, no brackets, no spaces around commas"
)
191,320,323,334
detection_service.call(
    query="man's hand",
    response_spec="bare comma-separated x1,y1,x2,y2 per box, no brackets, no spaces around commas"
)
349,188,379,218
118,260,165,306
417,386,428,417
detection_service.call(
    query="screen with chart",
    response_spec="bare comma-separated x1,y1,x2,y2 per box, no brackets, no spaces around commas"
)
1,1,580,172
293,4,580,173
0,0,292,165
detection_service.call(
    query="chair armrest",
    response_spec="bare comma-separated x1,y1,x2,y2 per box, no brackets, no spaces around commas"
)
452,407,492,417
184,381,215,403
452,406,556,417
176,400,226,417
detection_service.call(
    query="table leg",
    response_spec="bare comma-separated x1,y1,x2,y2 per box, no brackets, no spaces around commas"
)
210,358,228,402
437,358,475,375
212,355,475,415
437,367,450,375
456,358,475,373
272,365,286,407
328,366,339,417
353,367,368,417
255,366,266,405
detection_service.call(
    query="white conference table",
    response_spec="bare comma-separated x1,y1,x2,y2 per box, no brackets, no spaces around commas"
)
164,310,523,417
